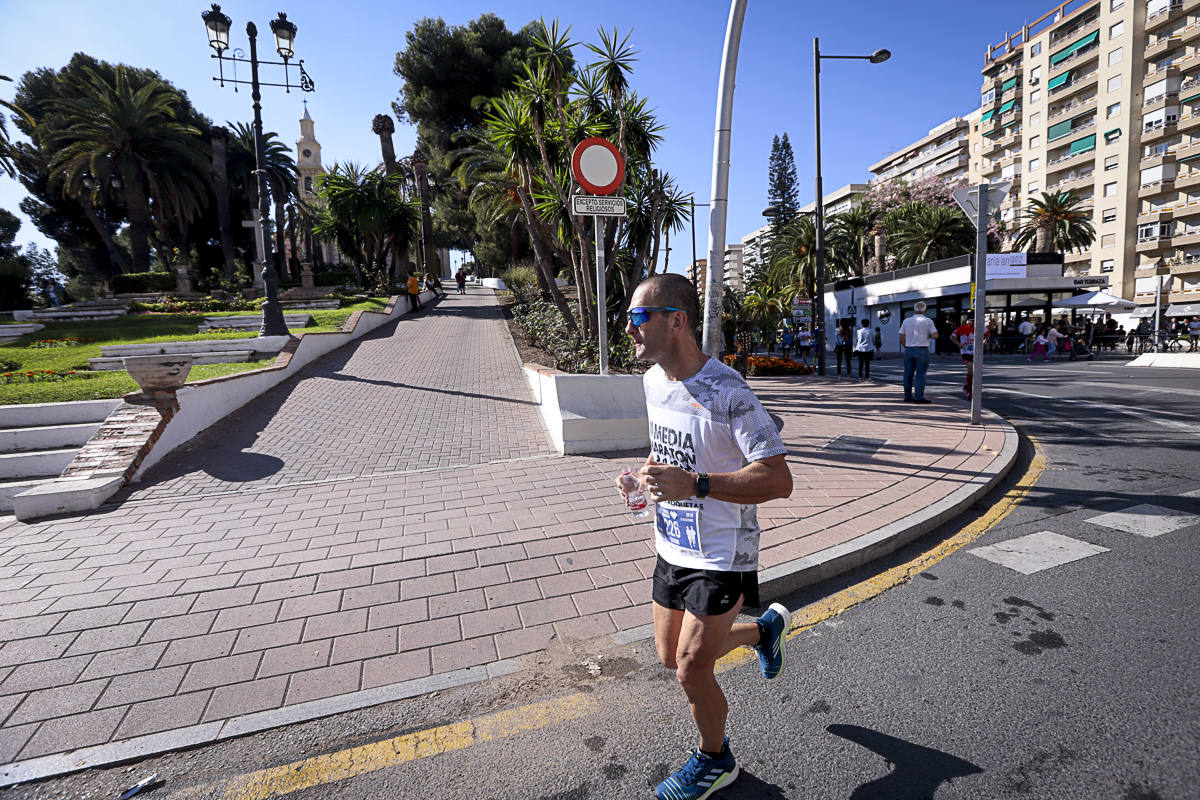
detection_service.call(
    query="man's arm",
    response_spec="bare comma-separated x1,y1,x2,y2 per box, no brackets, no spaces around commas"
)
643,454,792,505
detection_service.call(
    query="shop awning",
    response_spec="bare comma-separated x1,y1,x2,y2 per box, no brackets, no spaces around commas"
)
999,99,1017,114
1069,134,1097,155
980,108,995,123
1001,76,1019,93
1130,306,1159,318
1047,71,1072,91
1050,30,1100,67
1165,302,1200,316
1048,119,1073,140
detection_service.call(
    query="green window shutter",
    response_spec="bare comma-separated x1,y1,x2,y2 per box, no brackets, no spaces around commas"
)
1069,134,1097,155
1001,77,1018,92
999,99,1016,114
1050,30,1100,66
1047,72,1071,90
1181,90,1200,104
1178,151,1200,162
980,109,995,123
1048,120,1073,140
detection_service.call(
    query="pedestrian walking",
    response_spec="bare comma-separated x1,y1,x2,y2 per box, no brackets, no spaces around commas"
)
616,273,793,800
455,268,467,295
1046,324,1064,359
900,301,938,403
797,326,812,364
1028,330,1050,362
951,318,975,400
1189,316,1200,351
406,271,422,313
833,322,852,377
1018,316,1034,354
853,318,874,380
874,326,883,352
780,328,793,359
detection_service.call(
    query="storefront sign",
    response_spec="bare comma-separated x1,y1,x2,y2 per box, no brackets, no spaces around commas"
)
1073,277,1109,287
985,253,1027,279
877,308,892,324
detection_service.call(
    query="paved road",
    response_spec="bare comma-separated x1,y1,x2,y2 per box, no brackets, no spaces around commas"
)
12,359,1196,798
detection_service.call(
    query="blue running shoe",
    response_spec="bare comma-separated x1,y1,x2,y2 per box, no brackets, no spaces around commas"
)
654,741,739,800
755,602,791,679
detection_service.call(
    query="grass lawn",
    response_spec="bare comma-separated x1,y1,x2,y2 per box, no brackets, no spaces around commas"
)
0,298,391,405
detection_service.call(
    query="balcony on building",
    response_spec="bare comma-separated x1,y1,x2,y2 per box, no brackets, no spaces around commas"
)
1049,92,1097,122
1046,133,1097,175
1147,0,1186,33
1048,29,1099,75
1048,67,1099,102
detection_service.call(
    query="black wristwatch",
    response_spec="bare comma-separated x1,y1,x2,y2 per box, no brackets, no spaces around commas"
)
695,473,710,499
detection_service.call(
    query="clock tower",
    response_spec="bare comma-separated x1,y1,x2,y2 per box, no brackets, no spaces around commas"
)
296,101,323,199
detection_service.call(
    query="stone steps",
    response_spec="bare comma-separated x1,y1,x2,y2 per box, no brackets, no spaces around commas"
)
199,314,311,332
0,422,103,452
0,447,78,480
89,350,258,371
0,324,45,343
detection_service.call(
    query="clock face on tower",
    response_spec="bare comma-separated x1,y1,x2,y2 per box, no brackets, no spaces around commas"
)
302,148,313,158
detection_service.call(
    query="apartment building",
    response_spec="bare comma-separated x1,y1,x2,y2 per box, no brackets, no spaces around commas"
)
797,182,870,215
688,258,708,294
723,244,745,292
870,117,974,185
977,0,1200,310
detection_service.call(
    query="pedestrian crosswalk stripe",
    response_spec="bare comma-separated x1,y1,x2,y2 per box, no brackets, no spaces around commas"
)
1085,503,1200,537
968,531,1110,575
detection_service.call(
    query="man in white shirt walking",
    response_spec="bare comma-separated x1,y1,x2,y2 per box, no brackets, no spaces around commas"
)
899,301,939,403
1018,317,1034,354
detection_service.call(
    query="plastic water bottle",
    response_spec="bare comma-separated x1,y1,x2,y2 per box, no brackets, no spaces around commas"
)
619,468,650,519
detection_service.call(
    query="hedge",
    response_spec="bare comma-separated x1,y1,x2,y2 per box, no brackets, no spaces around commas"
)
111,271,177,294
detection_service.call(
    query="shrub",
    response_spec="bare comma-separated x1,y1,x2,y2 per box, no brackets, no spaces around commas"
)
721,355,812,377
501,264,539,306
130,296,261,313
316,270,357,287
111,271,177,294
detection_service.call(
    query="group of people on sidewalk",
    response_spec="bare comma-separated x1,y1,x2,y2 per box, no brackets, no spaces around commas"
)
404,269,471,312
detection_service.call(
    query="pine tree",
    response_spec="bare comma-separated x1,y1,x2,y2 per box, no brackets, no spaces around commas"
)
767,132,799,228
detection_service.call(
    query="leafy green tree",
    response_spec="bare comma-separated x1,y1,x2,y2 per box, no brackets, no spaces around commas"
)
1012,191,1096,254
0,209,33,308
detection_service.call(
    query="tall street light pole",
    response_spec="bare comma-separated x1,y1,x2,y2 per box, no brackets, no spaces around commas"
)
202,4,315,338
813,39,890,375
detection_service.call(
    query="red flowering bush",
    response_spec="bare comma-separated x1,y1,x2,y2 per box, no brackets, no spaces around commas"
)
722,355,813,376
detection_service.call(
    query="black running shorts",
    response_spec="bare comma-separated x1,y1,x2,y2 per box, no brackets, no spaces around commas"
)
652,555,760,616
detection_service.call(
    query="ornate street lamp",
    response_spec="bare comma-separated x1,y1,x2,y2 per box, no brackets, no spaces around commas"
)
200,4,315,337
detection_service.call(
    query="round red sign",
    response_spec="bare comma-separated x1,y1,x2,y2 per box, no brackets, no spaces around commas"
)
571,137,625,196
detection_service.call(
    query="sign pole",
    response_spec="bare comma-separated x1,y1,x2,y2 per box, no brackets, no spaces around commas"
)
595,215,608,375
971,184,987,425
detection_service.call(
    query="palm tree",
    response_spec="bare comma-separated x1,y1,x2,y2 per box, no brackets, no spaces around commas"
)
209,125,237,283
226,122,295,272
828,205,876,278
767,214,821,304
886,202,975,266
47,66,209,273
1012,191,1096,254
311,162,419,294
0,79,33,179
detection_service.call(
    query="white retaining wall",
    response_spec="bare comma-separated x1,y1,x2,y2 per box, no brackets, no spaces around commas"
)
522,365,647,455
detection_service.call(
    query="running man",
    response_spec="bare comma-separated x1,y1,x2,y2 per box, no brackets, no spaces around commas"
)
951,318,975,400
616,273,794,800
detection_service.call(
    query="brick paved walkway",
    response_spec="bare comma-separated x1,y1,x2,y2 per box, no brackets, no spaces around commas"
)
120,290,552,501
0,295,1011,772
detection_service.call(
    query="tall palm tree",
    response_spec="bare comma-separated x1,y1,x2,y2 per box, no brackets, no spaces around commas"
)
886,202,975,266
47,66,209,273
209,125,237,283
1012,191,1096,254
0,80,33,179
768,214,821,303
829,205,876,277
226,122,294,271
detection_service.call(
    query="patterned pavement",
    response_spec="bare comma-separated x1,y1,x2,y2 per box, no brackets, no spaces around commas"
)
0,289,1010,771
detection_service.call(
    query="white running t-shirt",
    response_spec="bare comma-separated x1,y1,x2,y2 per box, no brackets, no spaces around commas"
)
643,358,787,572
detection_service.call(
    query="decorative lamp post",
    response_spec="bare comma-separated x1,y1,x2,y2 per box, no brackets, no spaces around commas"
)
200,4,315,338
813,39,890,375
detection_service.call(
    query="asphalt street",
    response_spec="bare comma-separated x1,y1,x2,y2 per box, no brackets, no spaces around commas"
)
9,357,1198,800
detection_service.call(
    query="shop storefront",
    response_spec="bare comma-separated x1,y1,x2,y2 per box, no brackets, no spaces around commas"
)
825,253,1107,354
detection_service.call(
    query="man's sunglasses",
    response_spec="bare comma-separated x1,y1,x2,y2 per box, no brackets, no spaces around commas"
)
628,306,683,327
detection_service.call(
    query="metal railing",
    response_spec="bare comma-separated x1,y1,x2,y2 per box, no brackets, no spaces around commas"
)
1049,95,1096,120
1048,68,1099,95
1148,1,1185,24
1145,90,1181,107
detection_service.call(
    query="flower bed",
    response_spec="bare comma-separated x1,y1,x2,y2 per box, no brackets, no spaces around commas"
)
722,355,813,376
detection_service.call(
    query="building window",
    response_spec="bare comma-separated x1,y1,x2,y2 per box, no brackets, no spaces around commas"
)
1029,157,1041,171
1031,42,1042,57
1103,208,1117,222
1108,48,1123,66
1031,66,1042,84
1110,0,1123,9
1105,129,1122,144
1105,155,1120,170
1108,75,1122,93
1028,182,1040,193
1105,181,1119,196
1110,21,1125,38
1107,102,1121,118
1030,112,1041,127
982,89,996,104
1102,233,1116,248
1030,89,1042,104
304,176,313,193
1030,135,1041,149
1101,259,1115,273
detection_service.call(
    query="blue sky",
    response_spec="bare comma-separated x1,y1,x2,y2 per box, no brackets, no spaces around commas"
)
0,0,1059,272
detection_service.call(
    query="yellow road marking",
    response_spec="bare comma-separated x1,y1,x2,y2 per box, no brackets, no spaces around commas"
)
716,435,1045,674
169,694,596,800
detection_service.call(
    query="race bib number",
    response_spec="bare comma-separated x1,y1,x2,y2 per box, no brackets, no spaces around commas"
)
656,504,702,555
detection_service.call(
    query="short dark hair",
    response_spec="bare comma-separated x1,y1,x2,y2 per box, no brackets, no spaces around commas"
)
637,273,700,334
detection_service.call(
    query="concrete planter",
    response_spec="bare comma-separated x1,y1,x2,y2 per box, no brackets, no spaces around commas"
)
523,364,647,454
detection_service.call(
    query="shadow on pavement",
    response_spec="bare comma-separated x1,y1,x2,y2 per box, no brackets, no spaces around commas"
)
827,724,983,799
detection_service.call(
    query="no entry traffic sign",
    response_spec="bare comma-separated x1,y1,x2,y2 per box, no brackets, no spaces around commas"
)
571,137,625,195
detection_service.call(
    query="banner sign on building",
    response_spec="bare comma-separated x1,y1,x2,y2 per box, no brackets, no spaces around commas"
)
985,252,1027,279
